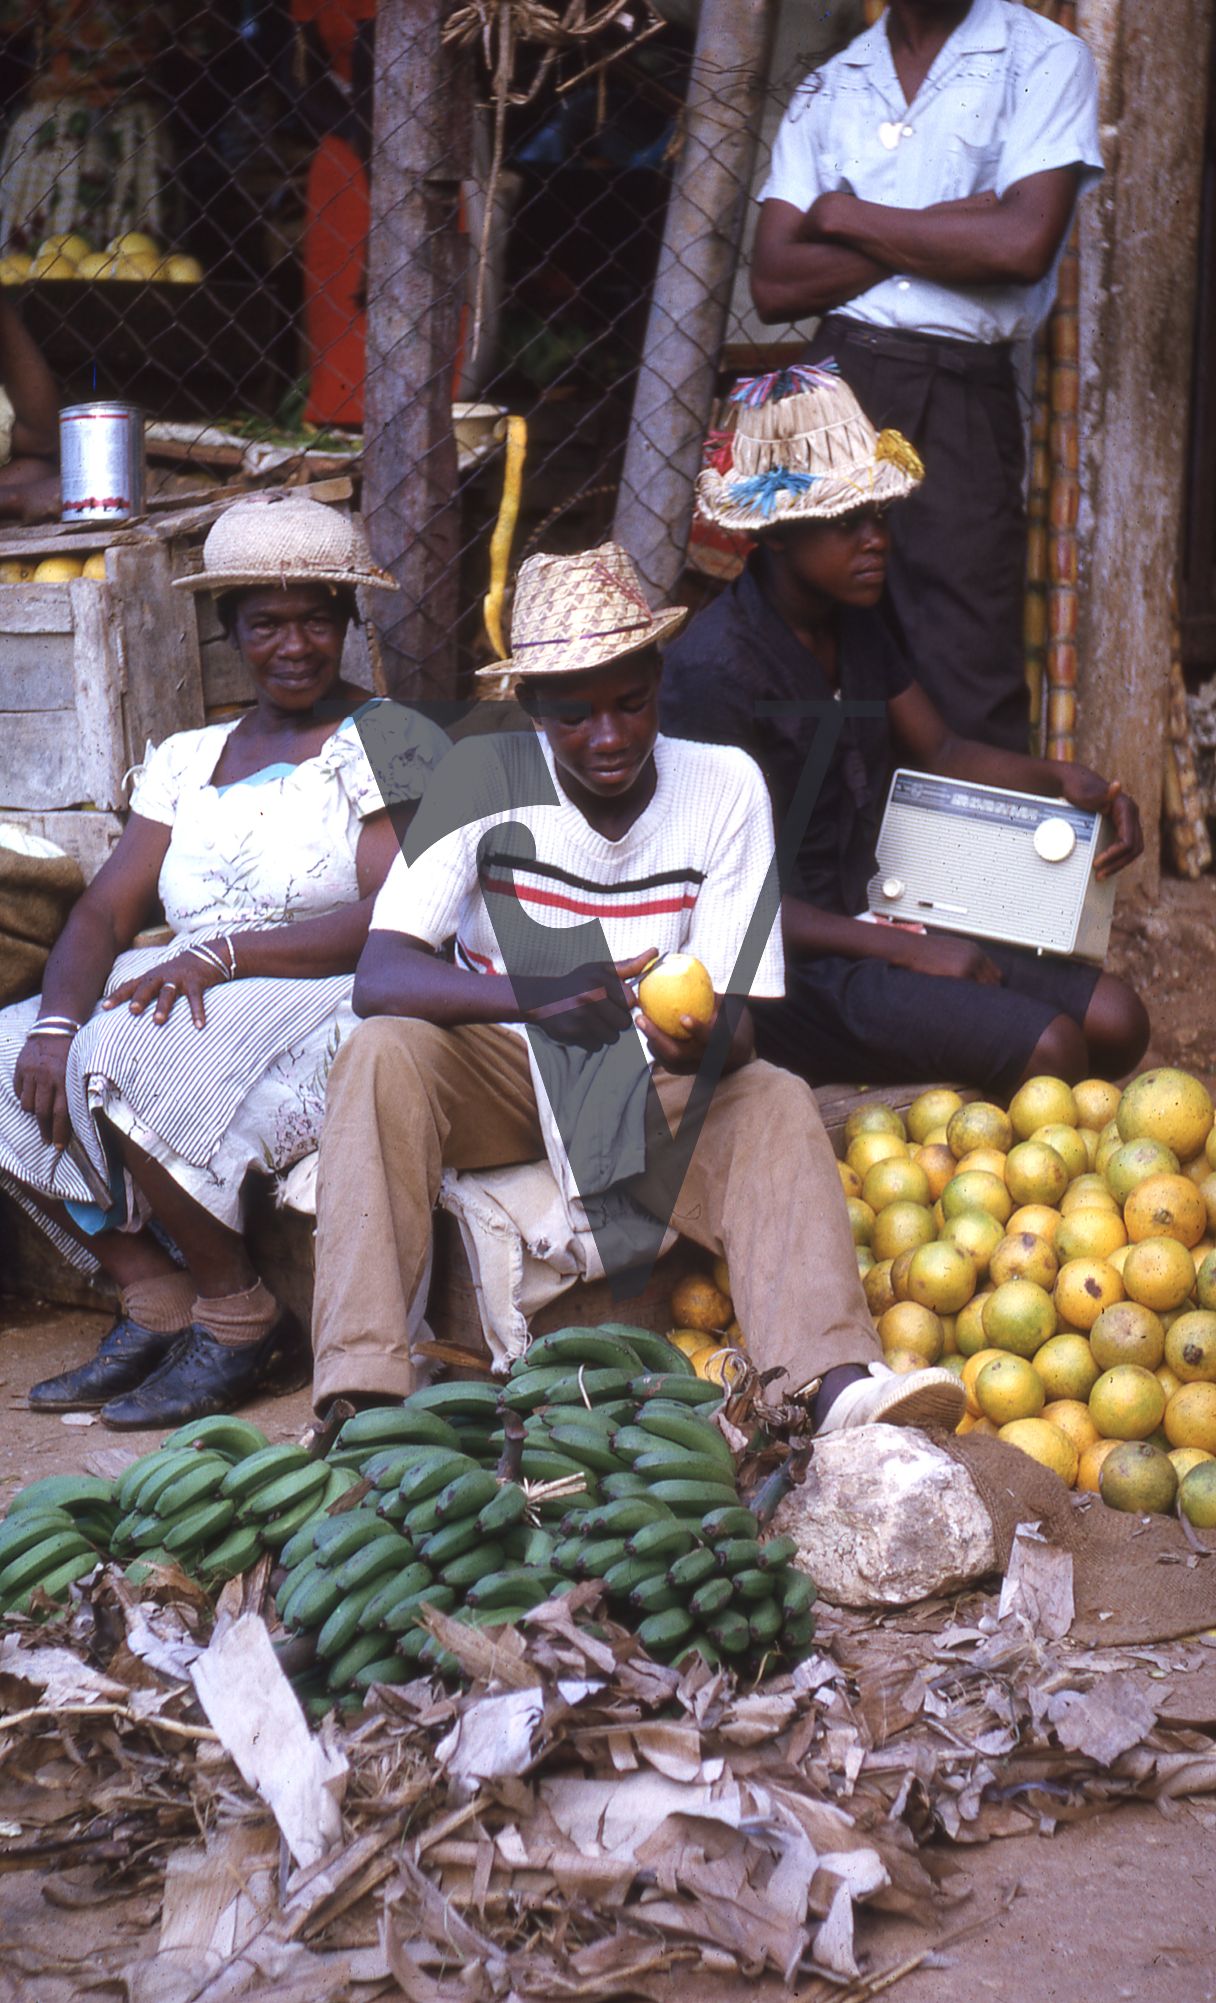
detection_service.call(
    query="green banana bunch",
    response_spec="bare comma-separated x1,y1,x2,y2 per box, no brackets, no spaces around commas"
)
0,1507,100,1616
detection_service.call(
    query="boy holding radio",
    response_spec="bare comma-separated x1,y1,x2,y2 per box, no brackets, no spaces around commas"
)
660,367,1149,1095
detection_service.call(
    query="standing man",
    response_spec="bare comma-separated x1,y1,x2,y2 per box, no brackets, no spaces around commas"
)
750,0,1102,750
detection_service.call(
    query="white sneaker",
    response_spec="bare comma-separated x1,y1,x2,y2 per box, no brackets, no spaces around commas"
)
815,1361,965,1436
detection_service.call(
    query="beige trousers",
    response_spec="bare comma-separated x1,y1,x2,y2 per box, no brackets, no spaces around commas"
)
311,1020,881,1407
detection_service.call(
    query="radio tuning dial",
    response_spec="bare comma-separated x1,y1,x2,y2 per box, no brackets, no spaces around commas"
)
1033,818,1076,863
881,877,905,901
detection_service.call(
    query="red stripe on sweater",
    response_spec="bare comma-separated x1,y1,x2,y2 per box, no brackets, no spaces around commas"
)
482,875,699,921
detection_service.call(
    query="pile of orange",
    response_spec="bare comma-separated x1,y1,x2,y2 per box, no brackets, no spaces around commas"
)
667,1265,747,1390
844,1068,1216,1523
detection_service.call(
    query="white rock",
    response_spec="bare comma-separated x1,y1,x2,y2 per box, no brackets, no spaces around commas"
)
771,1425,998,1608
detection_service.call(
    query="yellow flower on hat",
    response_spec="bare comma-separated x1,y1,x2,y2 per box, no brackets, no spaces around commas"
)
875,429,925,482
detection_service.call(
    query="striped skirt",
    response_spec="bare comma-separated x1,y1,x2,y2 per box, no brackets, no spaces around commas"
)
0,943,353,1273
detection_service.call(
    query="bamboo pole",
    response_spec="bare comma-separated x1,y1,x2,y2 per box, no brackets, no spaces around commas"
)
1024,343,1051,751
1048,0,1079,761
1164,583,1213,877
1045,225,1081,760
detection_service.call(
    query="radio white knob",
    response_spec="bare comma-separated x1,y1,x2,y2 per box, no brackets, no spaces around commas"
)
881,877,905,901
1033,817,1076,863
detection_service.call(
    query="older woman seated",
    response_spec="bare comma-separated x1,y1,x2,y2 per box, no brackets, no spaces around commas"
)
0,493,447,1427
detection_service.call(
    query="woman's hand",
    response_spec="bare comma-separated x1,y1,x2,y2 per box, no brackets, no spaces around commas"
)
893,932,1004,986
1057,770,1143,877
13,1034,73,1148
102,948,228,1029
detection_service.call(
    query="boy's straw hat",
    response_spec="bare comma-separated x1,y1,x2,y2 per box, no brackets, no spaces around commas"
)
173,491,398,594
477,542,686,682
695,363,924,533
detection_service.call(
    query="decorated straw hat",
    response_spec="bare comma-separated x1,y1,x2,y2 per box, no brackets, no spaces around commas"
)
477,541,687,682
695,363,925,534
173,491,398,594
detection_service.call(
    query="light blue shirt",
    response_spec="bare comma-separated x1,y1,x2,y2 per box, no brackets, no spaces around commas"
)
759,0,1102,344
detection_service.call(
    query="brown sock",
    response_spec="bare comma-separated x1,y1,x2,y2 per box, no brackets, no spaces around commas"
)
120,1271,196,1334
193,1279,279,1349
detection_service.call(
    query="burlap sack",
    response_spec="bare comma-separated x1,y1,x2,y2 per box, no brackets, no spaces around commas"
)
0,830,84,1007
941,1431,1216,1646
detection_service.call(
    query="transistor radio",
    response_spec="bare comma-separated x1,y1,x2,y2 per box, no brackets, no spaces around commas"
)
866,770,1116,963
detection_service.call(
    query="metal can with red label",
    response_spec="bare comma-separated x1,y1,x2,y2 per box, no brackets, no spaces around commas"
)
59,402,145,522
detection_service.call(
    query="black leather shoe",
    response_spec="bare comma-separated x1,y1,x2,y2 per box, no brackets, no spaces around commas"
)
100,1312,308,1431
29,1317,187,1412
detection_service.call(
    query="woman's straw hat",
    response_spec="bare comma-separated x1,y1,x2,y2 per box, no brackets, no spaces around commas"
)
695,363,925,534
477,542,687,682
173,491,398,594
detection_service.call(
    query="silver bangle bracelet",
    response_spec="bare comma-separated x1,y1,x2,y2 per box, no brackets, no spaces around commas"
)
31,1023,77,1038
185,944,230,978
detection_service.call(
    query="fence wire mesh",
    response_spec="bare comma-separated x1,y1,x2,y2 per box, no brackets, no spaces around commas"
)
0,1,863,695
0,0,1083,715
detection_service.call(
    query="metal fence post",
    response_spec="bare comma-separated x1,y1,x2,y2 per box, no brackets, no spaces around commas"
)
612,0,777,602
364,0,470,699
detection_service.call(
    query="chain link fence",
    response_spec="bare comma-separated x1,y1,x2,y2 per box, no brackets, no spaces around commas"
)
0,1,869,690
0,0,1087,709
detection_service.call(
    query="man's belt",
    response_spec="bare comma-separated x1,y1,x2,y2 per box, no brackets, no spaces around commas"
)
820,315,1015,382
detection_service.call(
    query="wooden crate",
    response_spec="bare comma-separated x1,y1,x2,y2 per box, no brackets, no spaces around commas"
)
0,477,368,877
0,579,128,812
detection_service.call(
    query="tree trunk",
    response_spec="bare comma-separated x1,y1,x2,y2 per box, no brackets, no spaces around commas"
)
612,0,778,603
1076,0,1215,898
363,0,470,699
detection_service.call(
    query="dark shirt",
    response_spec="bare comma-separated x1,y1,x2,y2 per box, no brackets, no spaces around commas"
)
660,556,912,916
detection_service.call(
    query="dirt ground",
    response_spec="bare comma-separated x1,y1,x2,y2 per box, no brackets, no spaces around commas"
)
4,875,1216,1996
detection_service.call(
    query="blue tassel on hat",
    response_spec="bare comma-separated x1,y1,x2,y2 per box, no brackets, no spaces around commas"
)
724,469,820,518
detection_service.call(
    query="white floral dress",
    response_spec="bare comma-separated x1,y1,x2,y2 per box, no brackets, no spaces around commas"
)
0,699,447,1270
